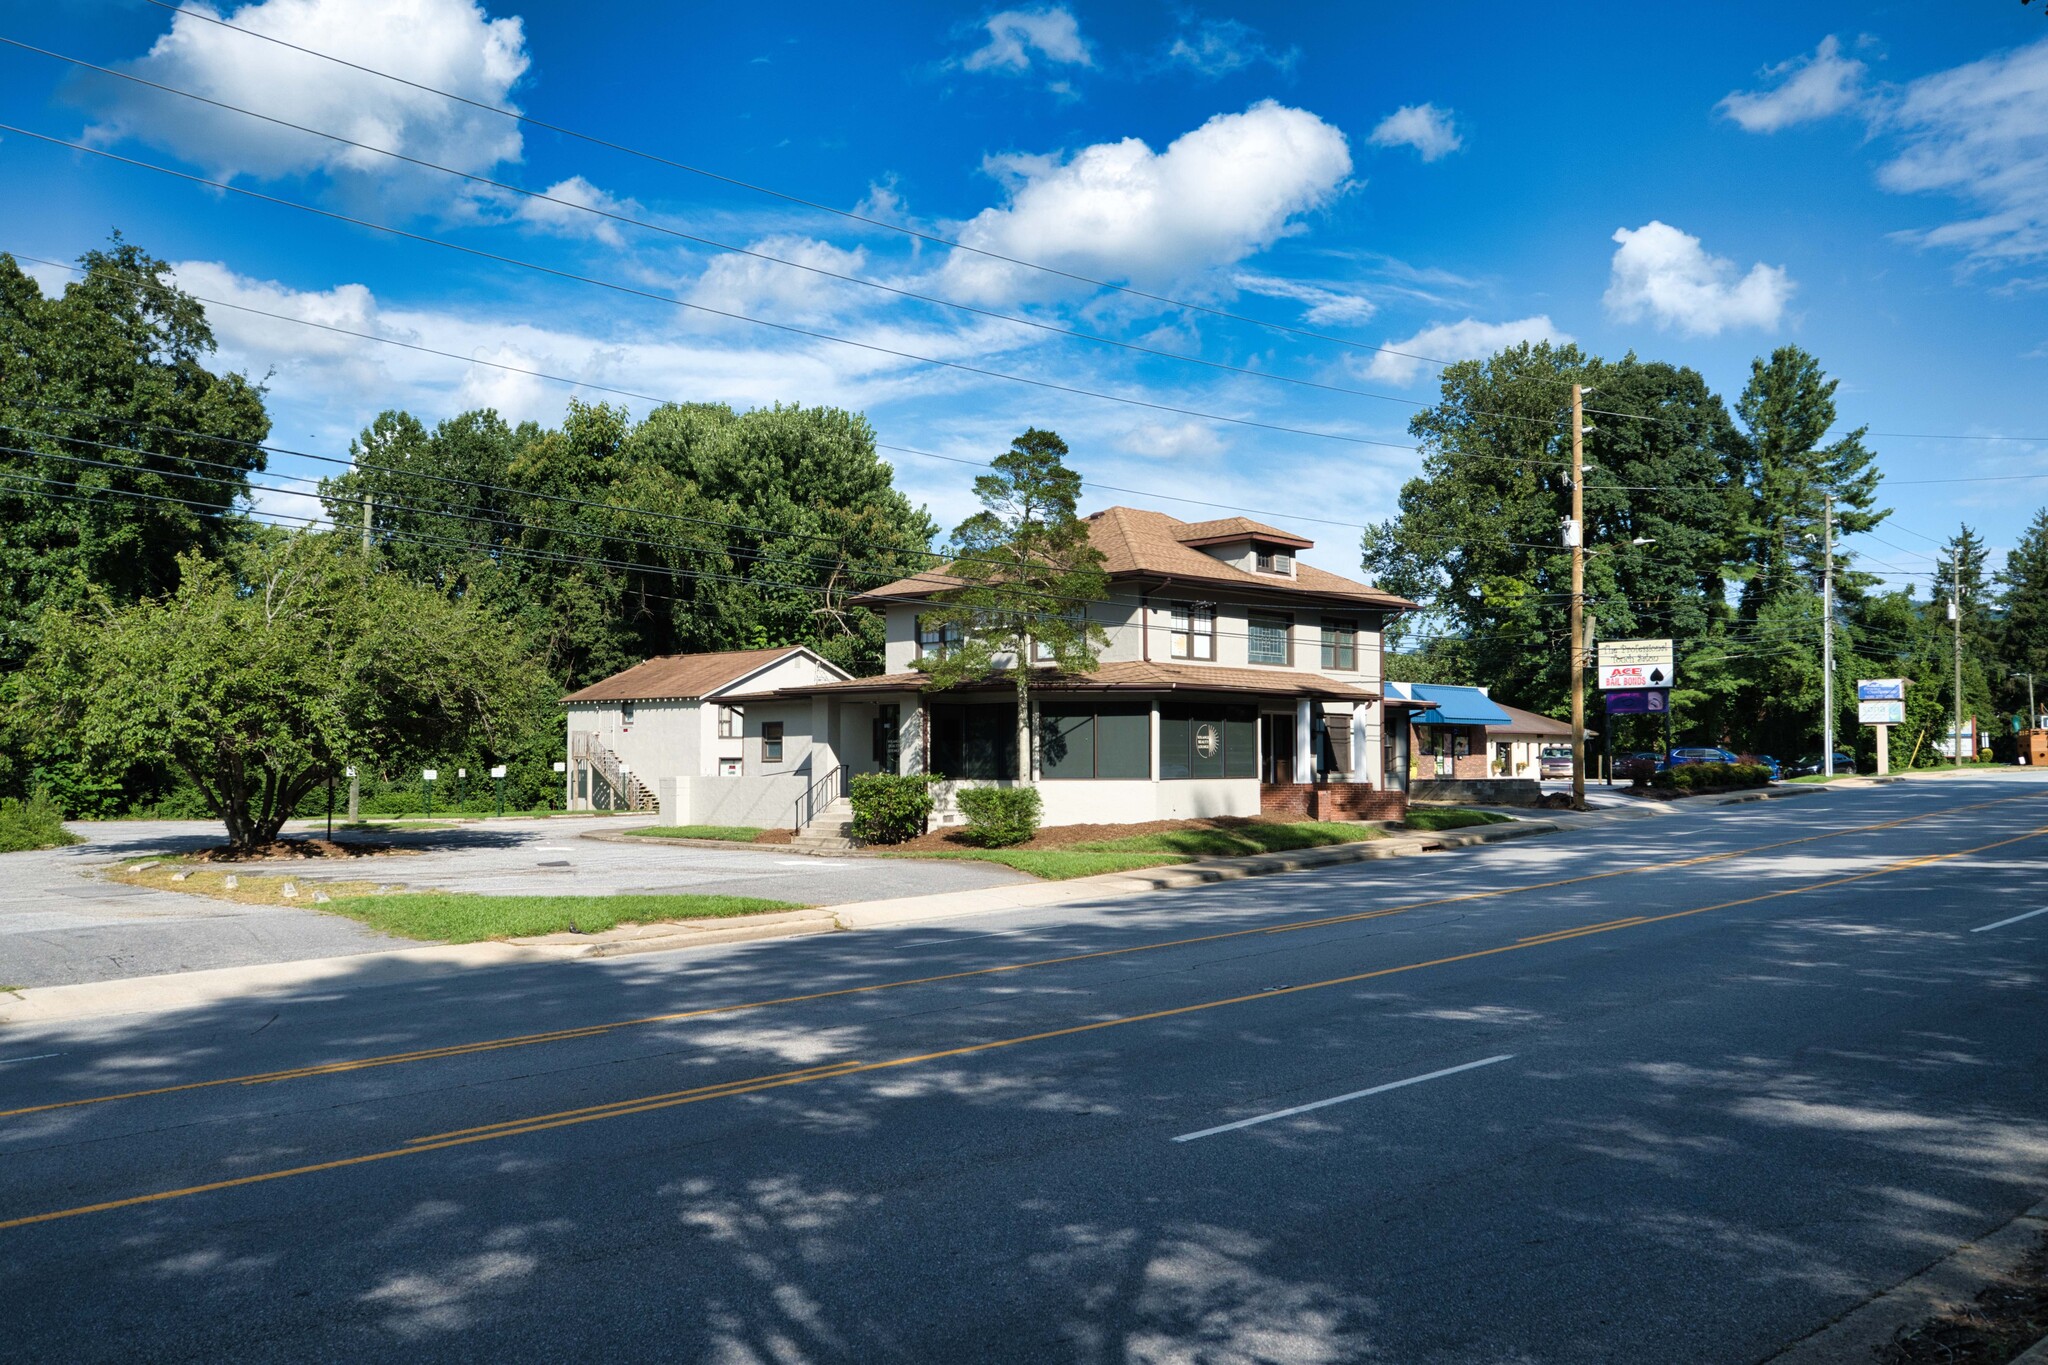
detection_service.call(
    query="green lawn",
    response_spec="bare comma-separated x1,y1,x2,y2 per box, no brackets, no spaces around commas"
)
883,820,1385,880
323,892,803,942
1401,808,1514,832
623,825,768,842
882,849,1188,880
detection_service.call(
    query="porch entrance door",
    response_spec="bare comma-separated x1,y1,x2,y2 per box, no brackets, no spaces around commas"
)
1259,713,1295,784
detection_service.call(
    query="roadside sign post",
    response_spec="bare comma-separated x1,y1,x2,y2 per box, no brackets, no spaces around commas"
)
491,764,507,818
552,760,568,810
1857,680,1907,776
1598,659,1674,779
422,768,438,818
456,767,466,813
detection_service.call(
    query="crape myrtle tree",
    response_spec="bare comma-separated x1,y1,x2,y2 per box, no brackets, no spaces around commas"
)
917,428,1109,782
19,534,549,851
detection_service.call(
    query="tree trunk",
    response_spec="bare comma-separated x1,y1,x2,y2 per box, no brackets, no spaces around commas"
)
1016,676,1031,784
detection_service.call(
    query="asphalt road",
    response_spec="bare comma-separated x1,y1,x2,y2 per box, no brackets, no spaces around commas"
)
4,776,2046,1363
1,816,1026,988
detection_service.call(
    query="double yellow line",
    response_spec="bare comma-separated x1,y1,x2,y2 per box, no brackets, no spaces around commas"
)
3,791,2037,1125
4,812,2045,1233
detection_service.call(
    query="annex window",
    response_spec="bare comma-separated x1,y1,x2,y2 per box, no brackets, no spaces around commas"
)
619,703,635,732
1158,704,1257,781
927,705,1017,781
917,614,964,659
1247,612,1292,666
716,705,740,739
1320,619,1358,671
1169,601,1216,661
762,721,784,764
1254,546,1294,575
1040,703,1150,780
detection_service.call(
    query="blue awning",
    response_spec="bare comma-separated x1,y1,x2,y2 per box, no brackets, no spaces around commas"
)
1405,684,1513,728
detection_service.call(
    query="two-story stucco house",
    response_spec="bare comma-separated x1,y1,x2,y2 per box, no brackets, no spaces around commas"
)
654,507,1423,834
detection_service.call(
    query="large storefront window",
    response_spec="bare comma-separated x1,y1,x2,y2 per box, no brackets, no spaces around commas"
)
1159,703,1256,780
927,704,1017,780
1040,702,1150,779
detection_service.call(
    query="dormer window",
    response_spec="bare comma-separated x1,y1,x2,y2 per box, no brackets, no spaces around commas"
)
1254,545,1294,575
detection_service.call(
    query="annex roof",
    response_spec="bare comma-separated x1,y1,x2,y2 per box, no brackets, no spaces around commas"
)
1399,683,1515,728
561,647,847,705
724,659,1381,703
849,506,1416,611
1486,702,1577,737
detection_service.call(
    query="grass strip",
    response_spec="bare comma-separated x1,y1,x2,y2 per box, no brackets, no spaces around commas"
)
1401,808,1514,832
324,892,802,942
880,849,1189,880
1070,820,1385,856
623,825,768,842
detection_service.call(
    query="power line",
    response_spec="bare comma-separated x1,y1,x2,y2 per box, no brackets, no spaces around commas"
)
134,0,1460,372
0,124,1438,459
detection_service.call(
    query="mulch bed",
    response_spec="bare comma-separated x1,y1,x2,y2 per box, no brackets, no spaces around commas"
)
187,837,400,863
888,815,1374,853
751,828,794,845
1879,1231,2048,1365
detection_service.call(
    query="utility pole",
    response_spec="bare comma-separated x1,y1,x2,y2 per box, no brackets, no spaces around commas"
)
1953,550,1965,764
1569,382,1587,810
1822,493,1835,779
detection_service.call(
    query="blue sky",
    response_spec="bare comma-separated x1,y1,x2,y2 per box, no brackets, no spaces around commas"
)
3,1,2045,590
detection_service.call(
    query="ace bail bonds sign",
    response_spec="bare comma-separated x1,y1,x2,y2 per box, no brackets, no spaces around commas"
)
1597,639,1675,692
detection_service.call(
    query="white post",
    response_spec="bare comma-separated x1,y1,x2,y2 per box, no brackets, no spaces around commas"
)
1876,725,1890,777
1294,697,1315,783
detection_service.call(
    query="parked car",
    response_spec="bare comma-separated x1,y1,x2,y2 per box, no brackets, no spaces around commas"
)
1746,754,1783,780
1785,751,1857,777
1539,745,1574,778
1627,750,1667,773
1668,746,1740,767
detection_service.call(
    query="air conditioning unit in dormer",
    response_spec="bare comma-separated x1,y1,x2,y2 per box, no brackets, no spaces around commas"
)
1256,549,1293,575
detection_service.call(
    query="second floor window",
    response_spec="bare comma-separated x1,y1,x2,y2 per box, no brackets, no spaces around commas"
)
1169,602,1216,660
1254,546,1294,575
1321,619,1358,670
918,615,963,659
1248,612,1292,666
716,705,740,738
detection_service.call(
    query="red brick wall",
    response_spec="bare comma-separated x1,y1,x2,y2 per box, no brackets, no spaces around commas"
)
1260,782,1406,822
1410,724,1492,781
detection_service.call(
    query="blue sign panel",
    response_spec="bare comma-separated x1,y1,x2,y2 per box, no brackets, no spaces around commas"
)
1605,689,1670,715
1857,679,1905,701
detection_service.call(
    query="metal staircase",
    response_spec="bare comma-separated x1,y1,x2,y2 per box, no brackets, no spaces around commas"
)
572,733,658,812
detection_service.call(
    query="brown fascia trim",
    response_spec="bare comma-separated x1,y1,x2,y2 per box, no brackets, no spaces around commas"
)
1174,530,1315,551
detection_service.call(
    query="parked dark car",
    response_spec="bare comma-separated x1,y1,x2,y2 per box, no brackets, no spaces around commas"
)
1785,751,1857,777
1627,750,1667,772
1668,746,1740,767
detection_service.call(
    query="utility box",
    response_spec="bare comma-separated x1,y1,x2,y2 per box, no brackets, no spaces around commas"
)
2022,729,2048,767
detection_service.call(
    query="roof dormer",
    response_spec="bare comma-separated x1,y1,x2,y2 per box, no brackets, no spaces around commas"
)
1171,517,1312,579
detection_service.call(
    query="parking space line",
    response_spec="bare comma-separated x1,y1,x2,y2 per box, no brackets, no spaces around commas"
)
1970,906,2048,933
1171,1055,1516,1143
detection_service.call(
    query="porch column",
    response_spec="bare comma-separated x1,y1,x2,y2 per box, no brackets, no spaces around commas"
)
811,694,838,777
1352,704,1373,787
1294,697,1314,781
1149,699,1161,780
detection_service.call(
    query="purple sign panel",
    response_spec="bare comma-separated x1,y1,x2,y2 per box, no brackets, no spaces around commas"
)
1604,689,1669,715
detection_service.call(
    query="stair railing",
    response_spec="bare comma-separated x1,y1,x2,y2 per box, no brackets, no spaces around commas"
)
793,765,848,832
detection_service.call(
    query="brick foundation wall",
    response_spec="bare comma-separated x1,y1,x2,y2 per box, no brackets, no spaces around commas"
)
1260,782,1407,822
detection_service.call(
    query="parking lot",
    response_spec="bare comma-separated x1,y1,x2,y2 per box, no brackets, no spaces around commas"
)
0,816,1029,989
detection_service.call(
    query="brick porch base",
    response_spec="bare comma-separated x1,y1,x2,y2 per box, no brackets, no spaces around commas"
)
1260,782,1406,822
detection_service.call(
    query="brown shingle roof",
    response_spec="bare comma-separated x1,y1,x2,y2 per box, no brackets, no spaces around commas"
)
562,647,836,704
725,660,1379,703
849,506,1416,611
1171,516,1313,549
1485,702,1598,739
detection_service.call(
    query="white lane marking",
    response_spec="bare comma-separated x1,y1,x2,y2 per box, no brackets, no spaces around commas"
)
1971,906,2048,933
0,1053,61,1066
1172,1054,1517,1143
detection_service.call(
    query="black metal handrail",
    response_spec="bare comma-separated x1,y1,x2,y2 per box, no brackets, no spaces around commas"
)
793,764,847,832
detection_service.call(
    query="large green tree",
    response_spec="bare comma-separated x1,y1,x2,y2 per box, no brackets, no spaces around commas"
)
1999,509,2048,725
19,534,548,850
917,428,1109,782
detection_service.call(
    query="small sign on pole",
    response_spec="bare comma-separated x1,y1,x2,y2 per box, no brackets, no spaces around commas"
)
1597,639,1675,691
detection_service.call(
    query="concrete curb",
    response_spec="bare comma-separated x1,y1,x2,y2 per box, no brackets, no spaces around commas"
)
1760,1196,2048,1364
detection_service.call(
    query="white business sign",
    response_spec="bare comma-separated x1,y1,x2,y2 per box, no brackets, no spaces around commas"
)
421,768,438,781
489,765,508,779
1858,700,1904,725
1596,639,1675,691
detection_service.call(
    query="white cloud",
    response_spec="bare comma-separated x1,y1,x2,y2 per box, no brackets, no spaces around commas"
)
1876,36,2048,265
940,100,1352,301
1361,316,1570,386
1718,35,1868,133
512,177,642,245
1164,19,1297,78
83,0,529,185
1368,104,1462,162
1114,421,1226,459
1231,272,1375,325
687,235,872,324
961,8,1091,73
1604,221,1793,336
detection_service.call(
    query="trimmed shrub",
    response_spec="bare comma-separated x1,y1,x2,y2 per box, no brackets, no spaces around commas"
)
954,785,1043,848
0,792,82,853
849,773,937,846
